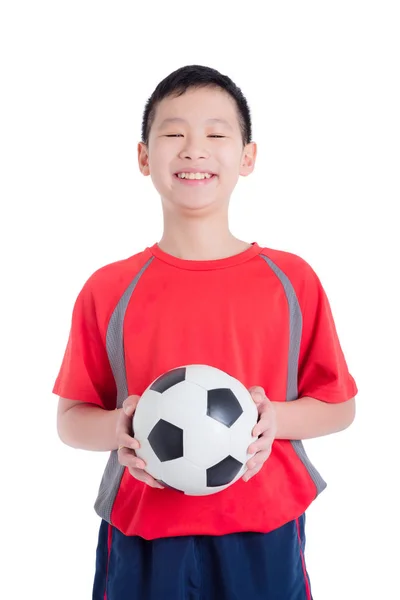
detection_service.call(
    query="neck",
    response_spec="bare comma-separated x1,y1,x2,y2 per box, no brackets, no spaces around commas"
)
158,206,250,261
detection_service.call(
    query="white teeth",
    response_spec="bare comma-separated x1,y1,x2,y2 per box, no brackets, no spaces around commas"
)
177,172,213,180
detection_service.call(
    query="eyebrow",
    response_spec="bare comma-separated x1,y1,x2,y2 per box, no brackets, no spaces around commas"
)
158,117,233,130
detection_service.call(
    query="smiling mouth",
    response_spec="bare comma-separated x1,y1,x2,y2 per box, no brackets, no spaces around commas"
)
175,172,215,179
174,172,217,185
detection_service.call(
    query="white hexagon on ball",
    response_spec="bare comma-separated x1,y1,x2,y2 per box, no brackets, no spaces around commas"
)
184,414,230,468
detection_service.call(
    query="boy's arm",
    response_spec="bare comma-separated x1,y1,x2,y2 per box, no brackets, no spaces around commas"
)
272,395,356,440
57,396,164,488
244,388,355,481
57,397,121,451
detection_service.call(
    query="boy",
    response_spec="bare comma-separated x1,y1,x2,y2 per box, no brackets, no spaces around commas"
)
54,65,357,599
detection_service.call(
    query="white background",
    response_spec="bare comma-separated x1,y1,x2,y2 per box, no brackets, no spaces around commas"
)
1,1,399,598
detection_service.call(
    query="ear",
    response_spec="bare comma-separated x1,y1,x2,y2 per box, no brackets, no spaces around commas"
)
138,142,150,176
239,142,257,177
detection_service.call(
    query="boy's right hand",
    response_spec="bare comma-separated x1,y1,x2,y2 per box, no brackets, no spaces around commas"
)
116,395,164,489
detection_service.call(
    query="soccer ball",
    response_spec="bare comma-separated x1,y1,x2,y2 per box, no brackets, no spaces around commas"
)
133,364,258,495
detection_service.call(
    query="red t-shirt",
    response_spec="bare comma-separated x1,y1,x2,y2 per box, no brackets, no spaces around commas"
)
53,242,357,540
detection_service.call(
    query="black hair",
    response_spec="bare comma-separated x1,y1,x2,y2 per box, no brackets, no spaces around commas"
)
141,65,252,146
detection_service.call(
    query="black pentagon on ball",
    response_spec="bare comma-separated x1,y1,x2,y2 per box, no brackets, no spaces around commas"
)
207,388,243,427
206,456,243,487
148,419,183,462
150,367,186,393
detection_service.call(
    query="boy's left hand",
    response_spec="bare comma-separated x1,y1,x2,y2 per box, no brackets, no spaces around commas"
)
243,386,277,482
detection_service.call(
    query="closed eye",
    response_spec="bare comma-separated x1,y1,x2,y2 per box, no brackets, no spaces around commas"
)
164,134,226,138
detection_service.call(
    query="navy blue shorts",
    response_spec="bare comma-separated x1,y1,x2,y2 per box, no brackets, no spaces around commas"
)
93,515,312,599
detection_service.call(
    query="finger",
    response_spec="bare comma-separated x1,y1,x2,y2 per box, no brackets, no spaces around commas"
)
251,412,271,437
117,432,140,451
246,449,271,471
123,394,141,415
248,436,273,455
128,467,164,489
118,446,146,470
249,388,272,418
242,464,263,482
116,395,141,439
248,386,266,405
248,385,266,396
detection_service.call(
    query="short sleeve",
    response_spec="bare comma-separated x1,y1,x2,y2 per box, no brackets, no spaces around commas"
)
52,277,117,410
297,267,358,403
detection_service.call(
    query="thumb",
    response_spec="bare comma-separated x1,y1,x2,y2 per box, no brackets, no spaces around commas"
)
248,386,266,405
123,394,141,415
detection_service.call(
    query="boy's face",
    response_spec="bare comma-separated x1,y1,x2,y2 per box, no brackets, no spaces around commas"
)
138,87,256,213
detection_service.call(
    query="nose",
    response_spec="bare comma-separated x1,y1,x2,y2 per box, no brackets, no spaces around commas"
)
178,136,210,160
